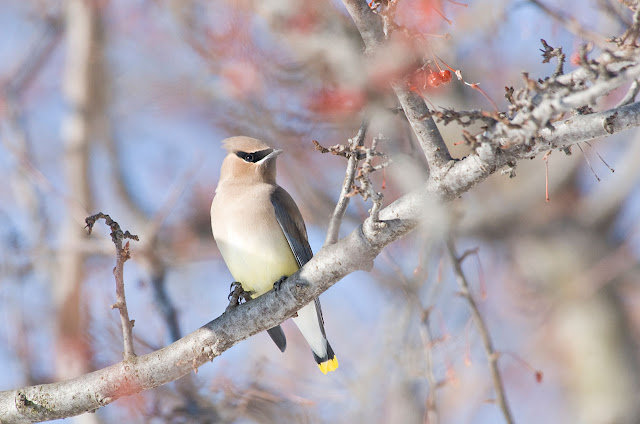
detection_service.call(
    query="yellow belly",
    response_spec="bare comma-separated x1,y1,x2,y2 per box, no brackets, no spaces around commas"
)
211,190,299,297
216,233,299,297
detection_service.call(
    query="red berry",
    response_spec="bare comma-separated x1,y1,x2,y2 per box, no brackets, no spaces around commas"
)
440,70,452,84
535,371,543,383
427,71,441,87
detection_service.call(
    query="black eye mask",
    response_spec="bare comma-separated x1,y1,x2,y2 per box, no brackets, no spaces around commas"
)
235,148,274,163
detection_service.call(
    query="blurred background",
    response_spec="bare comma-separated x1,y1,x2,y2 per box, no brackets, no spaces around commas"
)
1,0,639,423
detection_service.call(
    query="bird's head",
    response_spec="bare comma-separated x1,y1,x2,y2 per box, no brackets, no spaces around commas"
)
219,136,283,185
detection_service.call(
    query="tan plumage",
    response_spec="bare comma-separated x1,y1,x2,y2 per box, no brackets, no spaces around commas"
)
210,136,338,374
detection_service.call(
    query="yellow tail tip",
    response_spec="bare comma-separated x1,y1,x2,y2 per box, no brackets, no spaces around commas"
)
318,356,339,374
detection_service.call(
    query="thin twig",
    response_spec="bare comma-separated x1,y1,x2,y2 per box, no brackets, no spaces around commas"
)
446,239,514,424
540,39,565,77
616,6,640,46
420,309,440,424
85,213,139,360
324,116,369,246
361,135,388,234
576,143,601,181
543,150,551,202
584,141,615,173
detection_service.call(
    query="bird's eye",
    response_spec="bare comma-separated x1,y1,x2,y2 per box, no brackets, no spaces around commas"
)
243,153,254,162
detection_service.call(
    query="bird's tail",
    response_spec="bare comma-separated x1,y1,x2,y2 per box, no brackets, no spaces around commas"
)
292,300,339,375
267,325,287,352
314,341,339,374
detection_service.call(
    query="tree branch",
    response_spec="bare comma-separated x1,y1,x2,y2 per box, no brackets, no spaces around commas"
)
392,86,452,173
432,98,640,202
540,100,640,144
85,213,139,361
446,239,514,424
341,0,453,175
324,116,369,246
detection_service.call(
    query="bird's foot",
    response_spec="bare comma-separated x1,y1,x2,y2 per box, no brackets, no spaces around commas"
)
228,281,243,301
240,291,252,303
226,282,248,311
273,275,288,292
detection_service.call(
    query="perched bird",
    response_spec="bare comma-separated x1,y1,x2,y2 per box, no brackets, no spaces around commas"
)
210,136,338,374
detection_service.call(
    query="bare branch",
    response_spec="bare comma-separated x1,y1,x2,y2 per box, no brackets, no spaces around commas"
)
540,39,566,77
446,239,514,424
613,5,640,46
324,116,369,246
358,134,389,233
393,86,453,174
426,99,640,202
341,0,453,175
485,56,640,160
0,207,413,423
540,100,640,144
319,118,391,244
85,213,139,360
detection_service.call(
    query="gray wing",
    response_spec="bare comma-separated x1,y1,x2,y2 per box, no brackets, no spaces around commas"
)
270,187,313,267
271,187,327,338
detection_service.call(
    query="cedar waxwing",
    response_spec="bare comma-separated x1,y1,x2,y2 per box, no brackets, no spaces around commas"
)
210,136,338,374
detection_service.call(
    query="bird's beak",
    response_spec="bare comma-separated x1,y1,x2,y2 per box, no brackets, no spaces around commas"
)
258,148,283,165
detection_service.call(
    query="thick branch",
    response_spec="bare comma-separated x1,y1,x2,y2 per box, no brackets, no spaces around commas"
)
431,100,640,201
540,100,640,145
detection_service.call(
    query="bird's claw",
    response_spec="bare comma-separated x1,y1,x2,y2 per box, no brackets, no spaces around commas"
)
228,282,241,301
226,281,246,309
273,275,288,292
229,281,242,293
